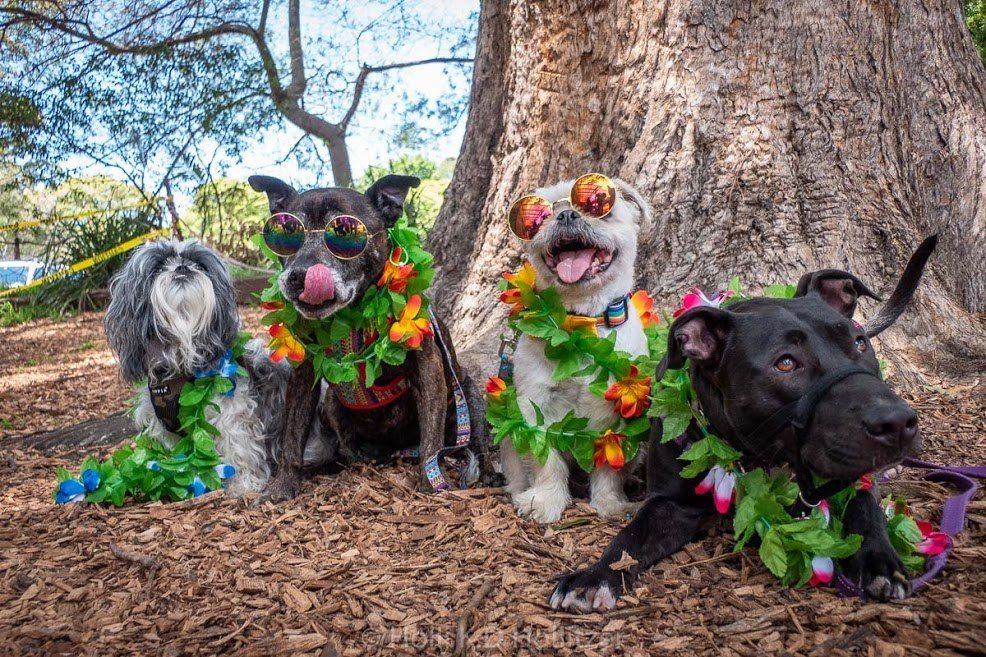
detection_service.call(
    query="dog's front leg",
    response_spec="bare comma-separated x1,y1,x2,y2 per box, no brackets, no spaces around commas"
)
550,493,706,612
840,487,910,600
258,360,319,503
411,346,449,492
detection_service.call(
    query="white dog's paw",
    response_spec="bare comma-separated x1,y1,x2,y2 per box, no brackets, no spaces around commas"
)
590,495,639,519
513,486,570,524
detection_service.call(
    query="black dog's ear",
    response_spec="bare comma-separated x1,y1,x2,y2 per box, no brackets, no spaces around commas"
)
365,174,420,226
665,307,733,370
863,235,938,337
794,269,880,318
248,175,297,214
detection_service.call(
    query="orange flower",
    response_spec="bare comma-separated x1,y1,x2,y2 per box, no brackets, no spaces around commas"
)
594,430,626,470
377,246,417,293
268,323,305,363
499,261,537,315
485,376,507,397
260,300,284,311
629,290,659,328
388,294,433,349
604,365,652,418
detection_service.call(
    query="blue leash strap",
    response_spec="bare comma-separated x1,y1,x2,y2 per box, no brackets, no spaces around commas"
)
421,309,477,491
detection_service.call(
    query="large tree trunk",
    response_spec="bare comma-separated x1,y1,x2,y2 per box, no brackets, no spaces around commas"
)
430,0,986,376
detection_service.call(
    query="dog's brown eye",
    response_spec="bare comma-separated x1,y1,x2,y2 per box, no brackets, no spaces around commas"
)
855,336,867,352
775,355,797,372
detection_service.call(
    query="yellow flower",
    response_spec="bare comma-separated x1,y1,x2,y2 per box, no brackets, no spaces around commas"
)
499,261,537,315
388,294,432,349
559,314,599,335
629,290,659,328
604,365,652,418
269,323,306,363
594,430,626,470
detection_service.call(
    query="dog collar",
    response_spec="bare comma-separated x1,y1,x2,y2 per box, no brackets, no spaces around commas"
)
565,294,632,330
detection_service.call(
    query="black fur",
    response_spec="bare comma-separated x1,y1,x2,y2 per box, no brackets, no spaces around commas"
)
551,237,937,609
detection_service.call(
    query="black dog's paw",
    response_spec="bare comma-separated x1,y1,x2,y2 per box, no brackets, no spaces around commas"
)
549,566,622,613
842,544,911,601
254,473,301,506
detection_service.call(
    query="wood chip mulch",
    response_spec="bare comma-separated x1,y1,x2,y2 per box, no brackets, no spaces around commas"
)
1,316,983,656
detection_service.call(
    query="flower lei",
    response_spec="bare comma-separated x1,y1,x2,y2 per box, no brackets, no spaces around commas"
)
54,334,250,506
485,262,666,473
651,279,948,587
252,218,435,386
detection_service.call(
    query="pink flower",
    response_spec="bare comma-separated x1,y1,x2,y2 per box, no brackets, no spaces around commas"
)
673,288,735,318
915,520,950,556
808,556,834,587
695,465,736,514
819,499,830,526
857,474,873,490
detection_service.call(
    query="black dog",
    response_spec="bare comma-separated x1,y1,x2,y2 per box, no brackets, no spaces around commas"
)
249,174,495,500
550,236,938,609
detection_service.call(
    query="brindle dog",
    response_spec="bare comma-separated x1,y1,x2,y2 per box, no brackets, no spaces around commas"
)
249,174,495,500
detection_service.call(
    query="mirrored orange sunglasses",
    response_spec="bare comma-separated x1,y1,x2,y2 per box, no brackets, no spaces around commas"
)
506,173,616,240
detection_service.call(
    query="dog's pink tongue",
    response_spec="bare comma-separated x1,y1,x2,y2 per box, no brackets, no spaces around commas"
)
298,264,335,305
555,248,596,284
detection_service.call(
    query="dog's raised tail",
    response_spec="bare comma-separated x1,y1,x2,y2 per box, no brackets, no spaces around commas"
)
864,234,938,338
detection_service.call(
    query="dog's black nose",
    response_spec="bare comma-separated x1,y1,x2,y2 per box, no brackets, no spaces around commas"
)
863,401,918,448
556,209,580,225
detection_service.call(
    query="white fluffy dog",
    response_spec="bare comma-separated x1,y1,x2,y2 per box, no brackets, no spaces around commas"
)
501,177,652,523
104,239,333,496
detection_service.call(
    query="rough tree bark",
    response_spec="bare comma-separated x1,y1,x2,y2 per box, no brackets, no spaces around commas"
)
430,0,986,375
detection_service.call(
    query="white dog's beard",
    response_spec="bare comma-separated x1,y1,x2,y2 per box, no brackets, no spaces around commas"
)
150,270,217,375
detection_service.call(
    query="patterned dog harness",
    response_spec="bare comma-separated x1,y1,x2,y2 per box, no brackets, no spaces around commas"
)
326,329,413,410
148,348,241,436
327,312,475,491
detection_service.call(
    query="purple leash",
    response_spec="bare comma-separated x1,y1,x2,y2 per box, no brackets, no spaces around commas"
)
835,457,986,598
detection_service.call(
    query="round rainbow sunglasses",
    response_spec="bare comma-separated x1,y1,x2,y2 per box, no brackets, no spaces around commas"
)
506,173,617,241
262,212,380,260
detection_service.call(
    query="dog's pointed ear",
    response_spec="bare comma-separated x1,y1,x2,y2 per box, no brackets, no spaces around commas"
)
365,174,420,226
794,269,880,318
665,307,733,371
863,235,938,337
248,175,297,214
613,178,652,227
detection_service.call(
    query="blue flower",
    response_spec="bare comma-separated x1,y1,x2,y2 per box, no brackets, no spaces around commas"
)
147,460,161,472
56,479,86,504
194,348,239,397
187,477,208,497
56,469,101,504
215,464,236,479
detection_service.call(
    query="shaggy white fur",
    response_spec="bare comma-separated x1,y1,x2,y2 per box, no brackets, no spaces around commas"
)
501,178,652,523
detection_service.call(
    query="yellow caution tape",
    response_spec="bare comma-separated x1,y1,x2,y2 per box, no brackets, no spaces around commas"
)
0,198,163,232
0,227,170,298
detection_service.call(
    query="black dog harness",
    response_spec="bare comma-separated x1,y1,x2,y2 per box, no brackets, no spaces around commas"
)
148,374,191,435
726,364,881,513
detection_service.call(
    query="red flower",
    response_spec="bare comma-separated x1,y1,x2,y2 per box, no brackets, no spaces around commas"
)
485,376,507,398
389,294,432,349
260,300,284,311
377,246,417,292
915,520,950,556
499,261,537,316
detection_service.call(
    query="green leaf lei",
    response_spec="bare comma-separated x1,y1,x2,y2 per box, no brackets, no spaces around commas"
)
649,281,927,587
485,263,666,473
252,217,435,387
54,333,251,506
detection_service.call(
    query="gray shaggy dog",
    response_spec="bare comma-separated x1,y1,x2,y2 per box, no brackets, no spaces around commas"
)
104,239,335,495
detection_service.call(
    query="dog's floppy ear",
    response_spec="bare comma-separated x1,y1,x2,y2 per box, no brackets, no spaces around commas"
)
613,178,652,227
794,269,880,318
365,174,420,226
664,306,733,371
248,175,297,214
863,235,938,337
